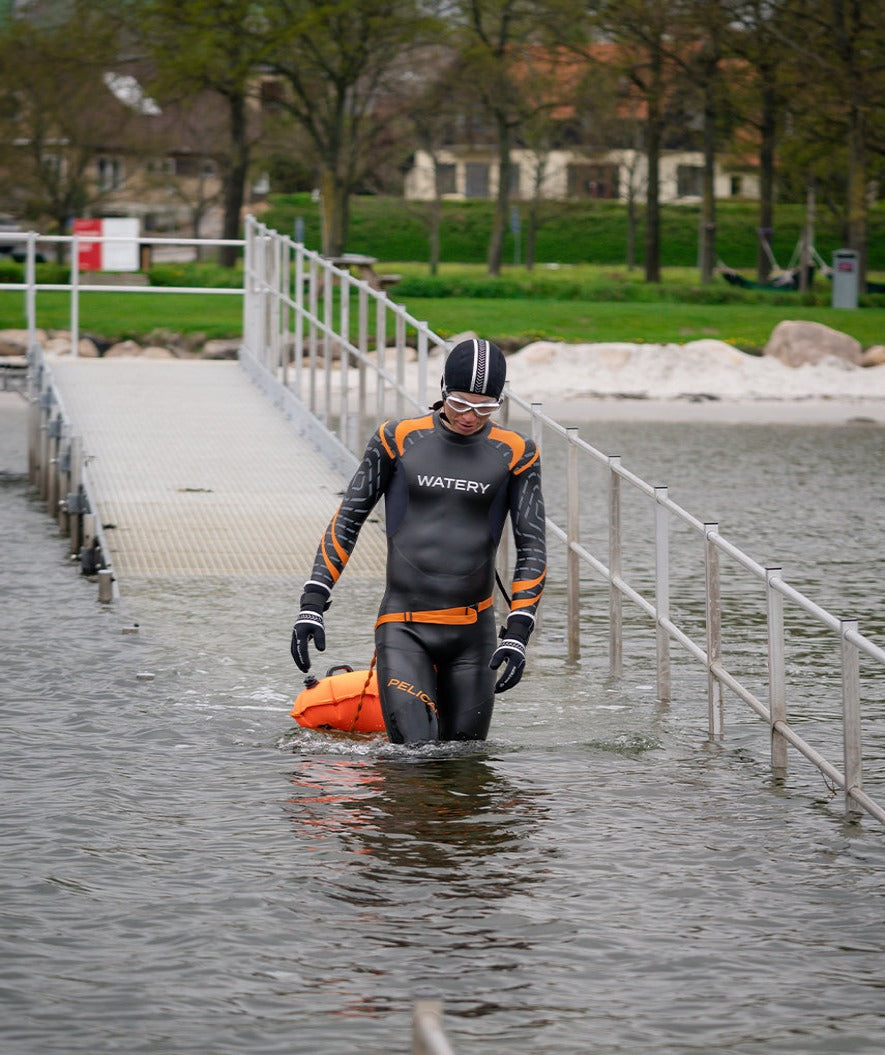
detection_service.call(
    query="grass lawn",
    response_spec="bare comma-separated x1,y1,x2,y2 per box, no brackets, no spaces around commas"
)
1,263,882,351
396,296,885,349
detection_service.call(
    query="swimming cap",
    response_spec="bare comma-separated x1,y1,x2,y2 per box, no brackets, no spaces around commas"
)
442,338,506,400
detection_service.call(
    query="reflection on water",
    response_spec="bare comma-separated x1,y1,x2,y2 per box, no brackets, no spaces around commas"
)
285,752,549,899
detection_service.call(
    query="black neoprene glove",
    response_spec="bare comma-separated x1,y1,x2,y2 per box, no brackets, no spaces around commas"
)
489,614,533,693
290,589,331,672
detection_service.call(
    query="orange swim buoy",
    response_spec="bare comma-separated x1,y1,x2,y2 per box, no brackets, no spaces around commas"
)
290,665,385,734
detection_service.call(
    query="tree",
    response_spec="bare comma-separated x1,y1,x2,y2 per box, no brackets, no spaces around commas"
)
676,0,730,283
726,0,794,281
584,0,675,283
777,0,885,285
448,0,576,276
0,5,130,247
264,0,434,257
139,0,274,266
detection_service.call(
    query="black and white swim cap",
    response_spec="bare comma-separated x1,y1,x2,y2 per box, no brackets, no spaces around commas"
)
442,338,506,400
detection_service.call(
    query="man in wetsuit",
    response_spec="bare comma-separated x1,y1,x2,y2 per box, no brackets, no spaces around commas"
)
291,338,547,744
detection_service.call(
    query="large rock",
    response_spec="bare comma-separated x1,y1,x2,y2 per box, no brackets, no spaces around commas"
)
105,339,143,358
200,338,241,360
0,329,47,356
862,345,885,367
43,334,100,357
764,320,862,368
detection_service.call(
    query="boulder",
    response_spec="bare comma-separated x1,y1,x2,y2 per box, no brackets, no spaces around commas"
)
142,345,177,359
0,329,46,356
200,338,241,360
764,320,862,368
105,339,143,358
43,334,100,357
861,345,885,367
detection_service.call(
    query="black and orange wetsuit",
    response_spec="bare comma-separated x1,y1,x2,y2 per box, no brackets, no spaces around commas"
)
303,408,547,743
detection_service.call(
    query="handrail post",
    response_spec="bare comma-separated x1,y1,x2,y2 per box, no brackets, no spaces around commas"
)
70,235,80,357
416,324,428,413
308,256,318,412
840,619,863,816
654,485,670,703
412,999,455,1055
395,310,406,418
293,244,304,397
26,233,38,352
357,284,369,450
322,266,333,421
704,522,723,737
766,567,788,778
338,274,351,449
608,455,623,678
566,427,580,662
531,403,544,636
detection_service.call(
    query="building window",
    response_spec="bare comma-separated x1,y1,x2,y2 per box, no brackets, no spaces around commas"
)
147,157,176,176
436,163,456,195
567,163,620,200
97,156,124,191
676,165,703,198
260,78,284,111
465,162,490,199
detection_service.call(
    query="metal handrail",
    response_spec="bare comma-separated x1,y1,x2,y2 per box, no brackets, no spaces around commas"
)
240,216,885,826
1,231,244,361
14,221,883,824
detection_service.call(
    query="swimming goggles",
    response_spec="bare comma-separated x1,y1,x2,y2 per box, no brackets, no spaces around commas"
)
443,390,502,417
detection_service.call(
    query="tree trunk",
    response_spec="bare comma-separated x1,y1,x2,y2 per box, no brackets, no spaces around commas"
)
756,79,777,282
700,69,717,284
219,95,248,269
487,116,511,276
644,57,662,284
846,103,867,286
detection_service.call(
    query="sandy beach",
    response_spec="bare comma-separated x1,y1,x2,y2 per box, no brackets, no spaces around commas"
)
500,338,885,426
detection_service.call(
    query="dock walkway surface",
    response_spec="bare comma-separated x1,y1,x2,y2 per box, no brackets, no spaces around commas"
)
47,356,387,583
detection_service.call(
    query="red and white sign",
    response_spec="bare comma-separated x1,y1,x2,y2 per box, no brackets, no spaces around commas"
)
73,218,140,272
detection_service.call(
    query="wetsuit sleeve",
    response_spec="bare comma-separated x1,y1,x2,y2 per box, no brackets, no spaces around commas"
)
302,423,395,597
508,440,547,627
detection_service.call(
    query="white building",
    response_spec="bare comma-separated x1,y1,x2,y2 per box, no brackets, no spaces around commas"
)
404,147,758,203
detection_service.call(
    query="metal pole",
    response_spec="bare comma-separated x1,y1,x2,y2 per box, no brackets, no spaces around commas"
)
26,234,37,354
654,485,671,703
294,244,304,397
412,1000,455,1055
375,297,387,420
98,569,114,604
840,618,863,815
566,428,580,662
339,274,350,449
608,456,623,678
416,325,428,413
704,523,723,737
531,403,544,637
323,267,333,422
766,567,788,777
395,311,406,419
357,285,369,451
70,236,80,358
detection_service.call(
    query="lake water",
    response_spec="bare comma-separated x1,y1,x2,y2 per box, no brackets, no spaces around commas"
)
2,392,884,1055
